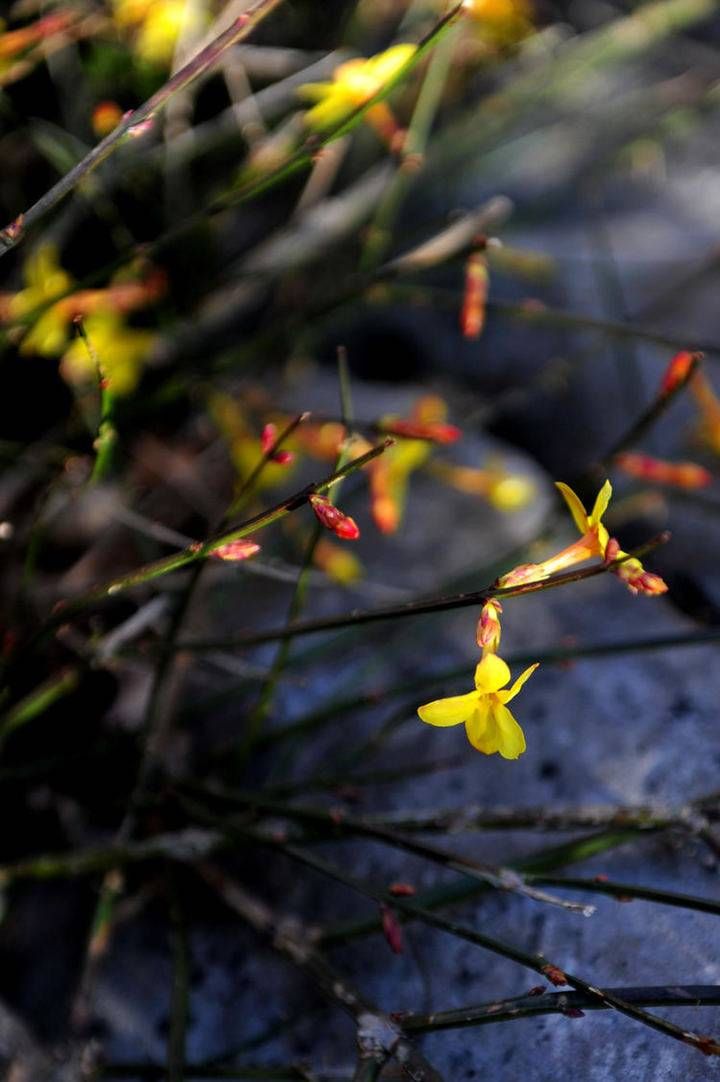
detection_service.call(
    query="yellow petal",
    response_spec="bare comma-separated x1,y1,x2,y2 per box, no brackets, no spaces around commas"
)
464,702,493,752
497,662,538,704
590,479,612,527
492,702,527,759
366,43,416,84
418,691,477,727
555,481,589,537
474,652,510,693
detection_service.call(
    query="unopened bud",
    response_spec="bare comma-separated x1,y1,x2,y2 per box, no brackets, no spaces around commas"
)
260,423,294,465
476,598,503,651
212,539,261,561
659,350,702,396
612,554,668,596
309,494,359,540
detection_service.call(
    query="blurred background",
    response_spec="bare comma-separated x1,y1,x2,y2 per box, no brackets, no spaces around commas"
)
2,1,720,1079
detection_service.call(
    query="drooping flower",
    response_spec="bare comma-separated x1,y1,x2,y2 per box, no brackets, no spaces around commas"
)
418,653,538,759
298,44,416,139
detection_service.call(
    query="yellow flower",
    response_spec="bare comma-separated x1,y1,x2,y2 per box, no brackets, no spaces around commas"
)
418,653,538,759
498,480,611,587
298,43,416,132
464,0,532,46
60,311,155,395
8,244,74,356
112,0,207,66
498,479,667,597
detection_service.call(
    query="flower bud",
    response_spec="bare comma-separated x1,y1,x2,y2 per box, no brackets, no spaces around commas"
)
309,494,360,540
476,598,503,651
659,350,702,396
212,539,261,561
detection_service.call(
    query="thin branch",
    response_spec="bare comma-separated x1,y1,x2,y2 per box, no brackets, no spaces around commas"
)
198,863,445,1082
228,823,720,1057
401,985,720,1033
172,533,670,651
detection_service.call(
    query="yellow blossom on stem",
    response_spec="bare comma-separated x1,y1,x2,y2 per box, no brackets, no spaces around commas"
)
298,43,416,142
111,0,207,66
60,312,155,396
497,479,667,597
8,244,74,356
418,653,538,759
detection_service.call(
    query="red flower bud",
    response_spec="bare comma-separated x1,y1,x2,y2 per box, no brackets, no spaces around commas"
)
659,350,702,396
309,494,360,540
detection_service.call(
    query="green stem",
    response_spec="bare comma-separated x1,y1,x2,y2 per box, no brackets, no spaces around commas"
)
52,439,391,615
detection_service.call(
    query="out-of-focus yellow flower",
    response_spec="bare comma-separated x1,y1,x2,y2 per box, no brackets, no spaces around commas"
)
463,0,532,47
208,394,295,490
691,371,720,455
432,459,535,512
111,0,208,66
370,436,430,534
298,43,416,133
314,538,364,585
8,244,74,356
418,652,538,759
60,312,155,396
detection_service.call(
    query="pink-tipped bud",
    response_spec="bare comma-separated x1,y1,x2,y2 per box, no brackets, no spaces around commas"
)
260,423,294,465
309,494,360,540
659,350,702,396
380,904,404,954
260,423,277,454
212,539,261,561
476,598,503,651
611,553,668,596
